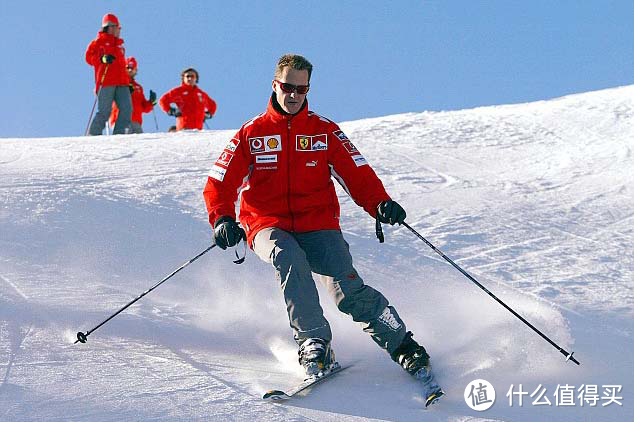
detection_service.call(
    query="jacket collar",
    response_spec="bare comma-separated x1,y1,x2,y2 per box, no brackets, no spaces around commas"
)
266,92,308,123
97,32,123,45
180,83,199,90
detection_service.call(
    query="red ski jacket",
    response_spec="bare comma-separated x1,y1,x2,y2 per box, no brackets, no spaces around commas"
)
109,79,154,126
85,32,129,91
203,95,390,246
159,84,217,130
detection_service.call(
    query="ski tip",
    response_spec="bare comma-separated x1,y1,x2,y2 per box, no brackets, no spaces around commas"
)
425,390,445,408
263,390,289,401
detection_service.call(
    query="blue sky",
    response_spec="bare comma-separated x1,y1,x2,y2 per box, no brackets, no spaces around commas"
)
0,1,632,138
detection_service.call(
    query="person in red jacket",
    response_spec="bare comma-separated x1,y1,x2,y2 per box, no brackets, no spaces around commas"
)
109,57,157,133
159,68,217,131
85,13,132,135
203,54,443,403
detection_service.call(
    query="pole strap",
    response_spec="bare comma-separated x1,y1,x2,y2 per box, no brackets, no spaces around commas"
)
232,236,247,264
375,211,385,243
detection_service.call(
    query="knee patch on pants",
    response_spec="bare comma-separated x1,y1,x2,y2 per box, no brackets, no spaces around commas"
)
334,280,389,323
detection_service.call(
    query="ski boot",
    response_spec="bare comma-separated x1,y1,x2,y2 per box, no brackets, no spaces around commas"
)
298,338,336,379
391,332,444,407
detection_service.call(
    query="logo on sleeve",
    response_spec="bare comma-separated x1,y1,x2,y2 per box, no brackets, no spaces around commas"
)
342,141,358,154
352,154,368,167
296,134,328,151
208,164,227,181
225,138,240,152
333,130,349,141
249,135,281,154
216,151,234,167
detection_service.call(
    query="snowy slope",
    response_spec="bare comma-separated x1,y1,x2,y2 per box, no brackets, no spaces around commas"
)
1,86,632,421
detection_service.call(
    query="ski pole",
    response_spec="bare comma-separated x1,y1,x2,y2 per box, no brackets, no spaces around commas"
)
152,108,159,132
75,244,215,344
84,63,110,136
401,221,580,365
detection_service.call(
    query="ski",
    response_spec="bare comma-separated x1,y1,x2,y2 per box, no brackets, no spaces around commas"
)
415,366,445,408
262,362,349,401
425,388,445,407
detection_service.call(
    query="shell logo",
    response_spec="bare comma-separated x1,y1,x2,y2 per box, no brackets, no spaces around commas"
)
267,137,279,149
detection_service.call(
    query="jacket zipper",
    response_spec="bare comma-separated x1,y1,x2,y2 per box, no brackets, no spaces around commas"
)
287,118,294,231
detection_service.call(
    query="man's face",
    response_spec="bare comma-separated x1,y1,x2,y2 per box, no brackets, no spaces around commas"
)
272,67,309,115
106,24,121,38
183,72,197,86
127,66,137,79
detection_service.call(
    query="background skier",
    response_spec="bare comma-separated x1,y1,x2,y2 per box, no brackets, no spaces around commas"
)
203,53,443,404
159,68,217,131
84,13,132,135
109,57,157,134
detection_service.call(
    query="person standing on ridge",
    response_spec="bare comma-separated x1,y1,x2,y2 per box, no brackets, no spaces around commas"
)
109,57,157,134
159,68,217,131
85,13,132,135
202,54,443,405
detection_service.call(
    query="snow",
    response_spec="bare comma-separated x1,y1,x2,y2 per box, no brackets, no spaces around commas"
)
1,86,632,421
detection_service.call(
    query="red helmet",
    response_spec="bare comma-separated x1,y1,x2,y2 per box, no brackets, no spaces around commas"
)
102,13,120,28
126,57,138,71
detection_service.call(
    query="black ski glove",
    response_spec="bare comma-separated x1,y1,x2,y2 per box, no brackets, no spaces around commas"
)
213,216,246,250
101,54,115,64
204,111,213,120
149,90,157,105
377,200,406,225
168,107,181,117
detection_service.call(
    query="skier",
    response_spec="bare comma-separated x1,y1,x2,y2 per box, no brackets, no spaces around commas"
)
203,54,443,404
109,57,157,134
159,68,217,131
85,13,132,135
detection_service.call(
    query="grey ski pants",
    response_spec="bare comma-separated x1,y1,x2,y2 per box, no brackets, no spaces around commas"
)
253,228,407,354
88,85,132,135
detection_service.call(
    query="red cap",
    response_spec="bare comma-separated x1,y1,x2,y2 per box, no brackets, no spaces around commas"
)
126,57,138,71
102,13,120,28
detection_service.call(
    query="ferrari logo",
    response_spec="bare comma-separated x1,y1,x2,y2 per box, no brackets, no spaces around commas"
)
299,136,310,150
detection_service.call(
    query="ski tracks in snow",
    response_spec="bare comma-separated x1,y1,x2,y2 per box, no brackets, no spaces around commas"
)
1,86,633,421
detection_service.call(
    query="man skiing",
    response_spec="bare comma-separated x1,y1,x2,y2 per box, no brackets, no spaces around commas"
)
159,68,217,131
85,13,132,135
203,54,443,405
109,57,157,134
